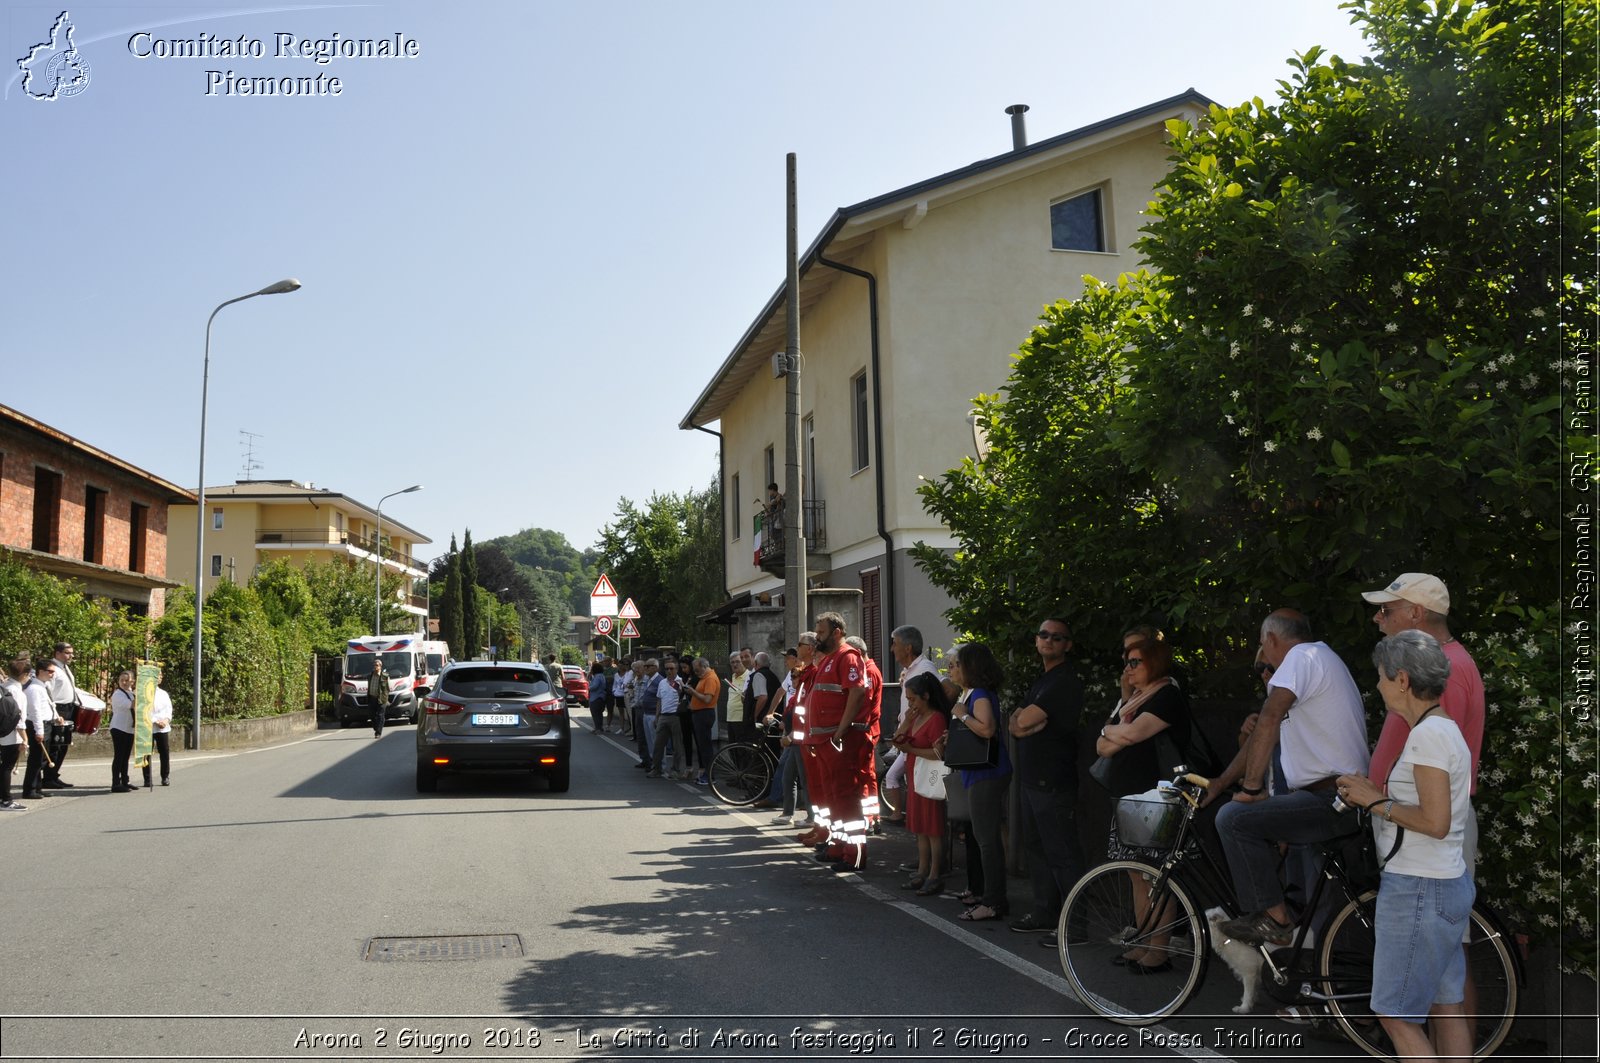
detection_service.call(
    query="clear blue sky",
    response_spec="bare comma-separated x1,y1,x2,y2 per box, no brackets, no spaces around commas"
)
2,0,1371,562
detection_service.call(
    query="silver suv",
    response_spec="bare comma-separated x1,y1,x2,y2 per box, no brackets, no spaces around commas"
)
415,661,571,793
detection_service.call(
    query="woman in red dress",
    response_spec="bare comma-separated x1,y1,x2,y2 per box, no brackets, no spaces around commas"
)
895,672,952,896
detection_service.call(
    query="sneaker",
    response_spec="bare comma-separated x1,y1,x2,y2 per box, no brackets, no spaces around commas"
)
694,774,709,787
0,800,25,811
1009,913,1053,934
772,812,794,824
1218,910,1294,947
645,770,662,779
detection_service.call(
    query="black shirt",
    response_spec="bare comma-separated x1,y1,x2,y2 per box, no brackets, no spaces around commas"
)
1015,661,1085,790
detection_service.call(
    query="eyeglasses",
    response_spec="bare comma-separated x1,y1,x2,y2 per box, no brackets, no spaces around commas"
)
1035,630,1068,642
1124,658,1144,669
1377,603,1405,617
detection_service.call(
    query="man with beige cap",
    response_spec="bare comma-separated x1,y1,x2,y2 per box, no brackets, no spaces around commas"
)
1361,573,1485,805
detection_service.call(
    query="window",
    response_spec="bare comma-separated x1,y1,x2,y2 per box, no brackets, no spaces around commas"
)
128,503,148,573
1050,187,1106,252
212,507,224,530
764,446,776,492
860,569,881,665
803,415,815,501
83,486,108,564
31,467,62,553
851,371,870,472
210,555,223,578
730,473,741,541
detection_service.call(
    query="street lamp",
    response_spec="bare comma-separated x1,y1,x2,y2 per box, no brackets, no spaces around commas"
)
193,278,301,751
374,484,423,635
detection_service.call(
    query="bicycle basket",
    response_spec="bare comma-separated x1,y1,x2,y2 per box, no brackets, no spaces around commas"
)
1115,788,1184,849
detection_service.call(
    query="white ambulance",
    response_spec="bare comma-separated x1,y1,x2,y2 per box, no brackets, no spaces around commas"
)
340,635,426,727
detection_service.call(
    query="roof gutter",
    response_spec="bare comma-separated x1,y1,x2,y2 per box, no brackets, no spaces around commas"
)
816,254,894,664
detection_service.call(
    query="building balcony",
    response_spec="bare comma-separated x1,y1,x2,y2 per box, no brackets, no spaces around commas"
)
256,528,427,575
756,499,826,576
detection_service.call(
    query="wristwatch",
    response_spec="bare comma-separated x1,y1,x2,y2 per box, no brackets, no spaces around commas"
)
1239,782,1265,796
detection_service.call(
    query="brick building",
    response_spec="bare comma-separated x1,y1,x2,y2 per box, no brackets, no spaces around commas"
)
0,402,194,617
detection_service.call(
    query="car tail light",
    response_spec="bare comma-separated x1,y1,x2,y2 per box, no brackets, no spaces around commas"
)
425,696,462,715
527,696,562,715
537,756,557,765
432,757,450,765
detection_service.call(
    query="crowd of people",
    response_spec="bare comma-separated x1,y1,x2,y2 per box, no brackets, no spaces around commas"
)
1,641,175,810
588,568,1482,1056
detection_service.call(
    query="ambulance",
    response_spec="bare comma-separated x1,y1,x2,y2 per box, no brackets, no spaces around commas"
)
340,635,426,727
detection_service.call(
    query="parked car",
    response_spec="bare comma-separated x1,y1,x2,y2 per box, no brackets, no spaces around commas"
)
416,661,571,793
560,665,589,707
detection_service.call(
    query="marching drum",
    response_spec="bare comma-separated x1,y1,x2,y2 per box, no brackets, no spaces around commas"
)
74,690,106,737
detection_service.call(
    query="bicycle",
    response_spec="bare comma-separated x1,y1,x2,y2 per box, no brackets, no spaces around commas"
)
1057,772,1520,1061
708,717,786,805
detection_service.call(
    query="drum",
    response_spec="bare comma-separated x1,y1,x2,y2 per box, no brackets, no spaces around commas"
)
74,705,103,737
74,690,106,737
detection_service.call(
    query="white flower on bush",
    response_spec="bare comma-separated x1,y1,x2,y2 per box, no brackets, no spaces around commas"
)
1261,316,1273,328
1263,440,1277,452
1532,306,1546,318
1242,304,1254,316
1385,322,1399,333
1306,427,1323,441
1391,281,1403,295
1230,390,1240,401
1229,341,1240,357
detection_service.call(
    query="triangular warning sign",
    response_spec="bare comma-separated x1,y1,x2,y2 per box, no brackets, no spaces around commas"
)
618,598,640,619
620,619,639,639
591,574,617,598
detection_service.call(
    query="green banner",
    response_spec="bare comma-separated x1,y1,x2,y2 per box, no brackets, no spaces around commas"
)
133,663,159,770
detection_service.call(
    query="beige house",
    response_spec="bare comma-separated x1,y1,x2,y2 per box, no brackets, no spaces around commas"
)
168,480,432,630
682,92,1210,663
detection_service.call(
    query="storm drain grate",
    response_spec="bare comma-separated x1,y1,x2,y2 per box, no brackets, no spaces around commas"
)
363,934,524,962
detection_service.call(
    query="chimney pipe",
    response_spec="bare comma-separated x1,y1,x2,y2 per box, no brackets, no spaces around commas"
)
1005,104,1029,151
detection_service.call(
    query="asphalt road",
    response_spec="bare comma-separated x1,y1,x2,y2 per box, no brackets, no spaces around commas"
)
0,723,1361,1062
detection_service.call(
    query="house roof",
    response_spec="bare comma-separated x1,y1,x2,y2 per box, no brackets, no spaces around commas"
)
195,480,432,545
679,90,1214,430
0,402,195,504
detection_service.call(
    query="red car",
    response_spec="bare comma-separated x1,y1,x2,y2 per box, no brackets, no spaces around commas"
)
560,665,590,706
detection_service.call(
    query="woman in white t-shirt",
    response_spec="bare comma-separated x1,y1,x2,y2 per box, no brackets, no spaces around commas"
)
1338,630,1473,1063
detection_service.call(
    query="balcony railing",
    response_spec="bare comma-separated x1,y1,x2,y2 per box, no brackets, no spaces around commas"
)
257,528,424,570
757,499,826,575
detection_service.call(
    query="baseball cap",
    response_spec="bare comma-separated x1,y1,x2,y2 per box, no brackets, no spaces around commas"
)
1361,573,1450,614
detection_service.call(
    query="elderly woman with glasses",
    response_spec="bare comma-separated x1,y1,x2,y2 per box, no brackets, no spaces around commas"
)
1092,634,1193,973
1337,631,1473,1062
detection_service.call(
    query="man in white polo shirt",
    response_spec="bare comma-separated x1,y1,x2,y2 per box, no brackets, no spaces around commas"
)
1213,608,1369,947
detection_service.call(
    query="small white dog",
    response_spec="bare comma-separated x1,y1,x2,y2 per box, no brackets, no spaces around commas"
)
1206,907,1263,1013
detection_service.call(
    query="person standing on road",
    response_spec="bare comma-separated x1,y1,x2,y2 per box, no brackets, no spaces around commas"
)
726,651,749,743
611,662,630,736
631,660,660,768
369,658,390,738
145,676,173,787
1007,615,1088,939
108,670,138,792
647,657,686,780
687,657,720,786
44,641,80,788
21,658,62,800
1,655,30,810
807,612,871,871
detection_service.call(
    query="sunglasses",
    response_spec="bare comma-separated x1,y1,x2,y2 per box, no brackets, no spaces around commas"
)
1124,658,1144,669
1035,630,1068,642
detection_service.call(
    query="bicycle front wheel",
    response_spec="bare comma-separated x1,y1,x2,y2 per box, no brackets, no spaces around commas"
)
1058,860,1207,1024
709,743,772,805
1320,891,1518,1062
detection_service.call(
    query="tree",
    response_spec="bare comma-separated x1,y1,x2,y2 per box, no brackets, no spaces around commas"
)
596,479,724,653
438,535,464,659
914,0,1594,973
460,529,481,656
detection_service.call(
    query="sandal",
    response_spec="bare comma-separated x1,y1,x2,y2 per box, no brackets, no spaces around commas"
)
958,903,1003,922
955,891,980,905
914,877,944,897
899,875,927,891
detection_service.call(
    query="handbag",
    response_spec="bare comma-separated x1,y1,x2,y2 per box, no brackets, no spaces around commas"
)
1089,747,1149,797
943,713,999,770
912,755,949,801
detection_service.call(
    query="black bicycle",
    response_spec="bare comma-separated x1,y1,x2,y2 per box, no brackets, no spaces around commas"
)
708,717,786,805
1057,772,1520,1061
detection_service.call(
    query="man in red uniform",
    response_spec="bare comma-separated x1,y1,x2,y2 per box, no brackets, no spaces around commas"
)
845,635,883,833
807,612,869,869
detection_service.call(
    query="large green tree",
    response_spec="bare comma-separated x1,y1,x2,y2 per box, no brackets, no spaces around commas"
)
596,479,724,654
914,0,1594,972
460,529,481,656
438,535,464,659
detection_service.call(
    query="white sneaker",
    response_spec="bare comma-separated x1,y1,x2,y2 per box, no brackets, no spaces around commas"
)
772,812,793,825
0,800,25,811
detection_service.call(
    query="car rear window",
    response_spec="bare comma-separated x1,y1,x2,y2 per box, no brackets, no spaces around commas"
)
440,668,554,699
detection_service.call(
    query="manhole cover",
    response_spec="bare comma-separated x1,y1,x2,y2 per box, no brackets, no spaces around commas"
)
363,934,524,962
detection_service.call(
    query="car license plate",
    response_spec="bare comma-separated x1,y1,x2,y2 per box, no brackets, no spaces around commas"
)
471,714,519,726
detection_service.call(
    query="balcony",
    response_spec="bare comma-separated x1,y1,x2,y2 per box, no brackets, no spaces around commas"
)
756,499,826,576
256,528,426,573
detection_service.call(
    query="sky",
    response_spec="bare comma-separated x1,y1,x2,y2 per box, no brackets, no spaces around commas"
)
2,0,1373,564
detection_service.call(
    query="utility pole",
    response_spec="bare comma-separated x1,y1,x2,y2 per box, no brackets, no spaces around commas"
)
784,153,807,644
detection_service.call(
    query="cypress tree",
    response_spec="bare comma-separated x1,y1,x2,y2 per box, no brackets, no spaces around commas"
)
460,529,481,657
439,535,465,658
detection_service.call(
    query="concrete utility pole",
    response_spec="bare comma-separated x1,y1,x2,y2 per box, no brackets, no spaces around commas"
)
784,153,807,644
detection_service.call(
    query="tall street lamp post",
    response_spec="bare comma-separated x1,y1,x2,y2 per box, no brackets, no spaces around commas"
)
374,484,423,635
488,586,509,659
193,278,301,750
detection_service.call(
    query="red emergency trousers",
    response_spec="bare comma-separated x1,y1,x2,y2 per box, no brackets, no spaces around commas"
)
856,658,884,826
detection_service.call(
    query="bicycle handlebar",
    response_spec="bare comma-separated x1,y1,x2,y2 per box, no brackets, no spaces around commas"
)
1180,771,1212,790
